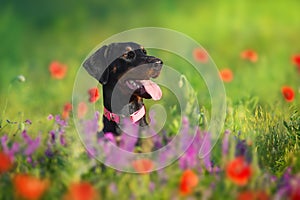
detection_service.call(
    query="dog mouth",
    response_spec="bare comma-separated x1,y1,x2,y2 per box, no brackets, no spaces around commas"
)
125,79,162,100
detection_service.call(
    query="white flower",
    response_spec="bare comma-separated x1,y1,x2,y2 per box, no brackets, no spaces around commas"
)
17,75,26,82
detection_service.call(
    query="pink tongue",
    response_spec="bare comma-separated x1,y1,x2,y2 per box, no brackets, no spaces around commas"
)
140,80,162,100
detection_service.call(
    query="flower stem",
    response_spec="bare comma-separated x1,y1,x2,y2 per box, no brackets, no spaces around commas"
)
1,83,12,129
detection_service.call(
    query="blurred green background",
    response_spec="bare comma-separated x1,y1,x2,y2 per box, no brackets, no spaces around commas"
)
0,0,299,121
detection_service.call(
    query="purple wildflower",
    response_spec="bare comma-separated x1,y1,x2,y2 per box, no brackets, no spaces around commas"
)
95,111,100,120
24,119,32,125
179,135,197,170
1,135,19,161
55,115,68,127
119,134,137,152
26,156,38,167
105,146,132,168
104,132,115,143
199,131,212,172
49,130,56,144
122,118,139,137
22,130,41,156
108,182,118,194
283,167,292,181
271,175,277,183
81,112,100,158
235,139,247,156
222,130,230,156
26,156,32,163
60,134,66,146
149,182,156,193
21,130,31,143
158,144,175,166
24,137,41,156
98,130,132,167
47,114,54,120
8,142,20,161
212,166,221,174
274,168,300,200
180,116,191,150
84,120,98,135
1,135,9,153
178,117,198,170
152,133,163,150
98,137,115,156
149,110,156,126
45,147,54,158
119,118,138,152
178,119,213,172
180,148,198,169
235,137,252,162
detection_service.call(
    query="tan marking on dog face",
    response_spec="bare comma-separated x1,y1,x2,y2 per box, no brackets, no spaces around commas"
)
147,68,154,77
126,46,133,51
137,96,143,102
112,65,117,73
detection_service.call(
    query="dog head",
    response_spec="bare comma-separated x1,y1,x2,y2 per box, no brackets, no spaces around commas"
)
83,42,163,100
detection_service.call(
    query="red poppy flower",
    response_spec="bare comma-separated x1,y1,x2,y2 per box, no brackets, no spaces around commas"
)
63,181,99,200
290,186,300,200
77,102,88,118
220,68,234,82
226,157,251,186
281,86,295,102
64,102,72,112
292,54,300,67
240,49,258,63
132,159,154,174
193,48,209,63
0,151,12,173
13,174,49,200
62,102,72,119
88,88,100,103
237,190,269,200
291,54,300,73
179,169,199,196
49,61,68,79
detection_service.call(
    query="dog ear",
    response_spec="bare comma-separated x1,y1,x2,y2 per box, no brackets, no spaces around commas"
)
83,45,110,85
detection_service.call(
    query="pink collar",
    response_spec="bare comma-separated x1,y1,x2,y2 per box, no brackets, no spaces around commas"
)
103,106,146,124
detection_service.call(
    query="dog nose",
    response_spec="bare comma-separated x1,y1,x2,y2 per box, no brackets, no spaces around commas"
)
153,60,163,70
151,58,163,68
155,60,163,64
146,56,163,65
145,56,163,71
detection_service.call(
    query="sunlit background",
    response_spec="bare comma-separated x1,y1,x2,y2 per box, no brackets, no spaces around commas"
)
1,0,299,118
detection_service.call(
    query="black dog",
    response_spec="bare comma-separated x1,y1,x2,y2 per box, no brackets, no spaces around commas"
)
83,42,163,136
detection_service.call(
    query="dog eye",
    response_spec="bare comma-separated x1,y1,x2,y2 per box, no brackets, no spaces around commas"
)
123,51,135,60
142,49,147,55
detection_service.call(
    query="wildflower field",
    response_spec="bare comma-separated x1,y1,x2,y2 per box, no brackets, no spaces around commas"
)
1,1,300,200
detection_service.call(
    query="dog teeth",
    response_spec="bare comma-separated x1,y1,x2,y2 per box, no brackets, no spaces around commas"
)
127,80,141,89
128,80,140,89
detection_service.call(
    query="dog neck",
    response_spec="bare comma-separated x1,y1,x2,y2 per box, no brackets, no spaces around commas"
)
102,84,144,115
101,85,145,135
